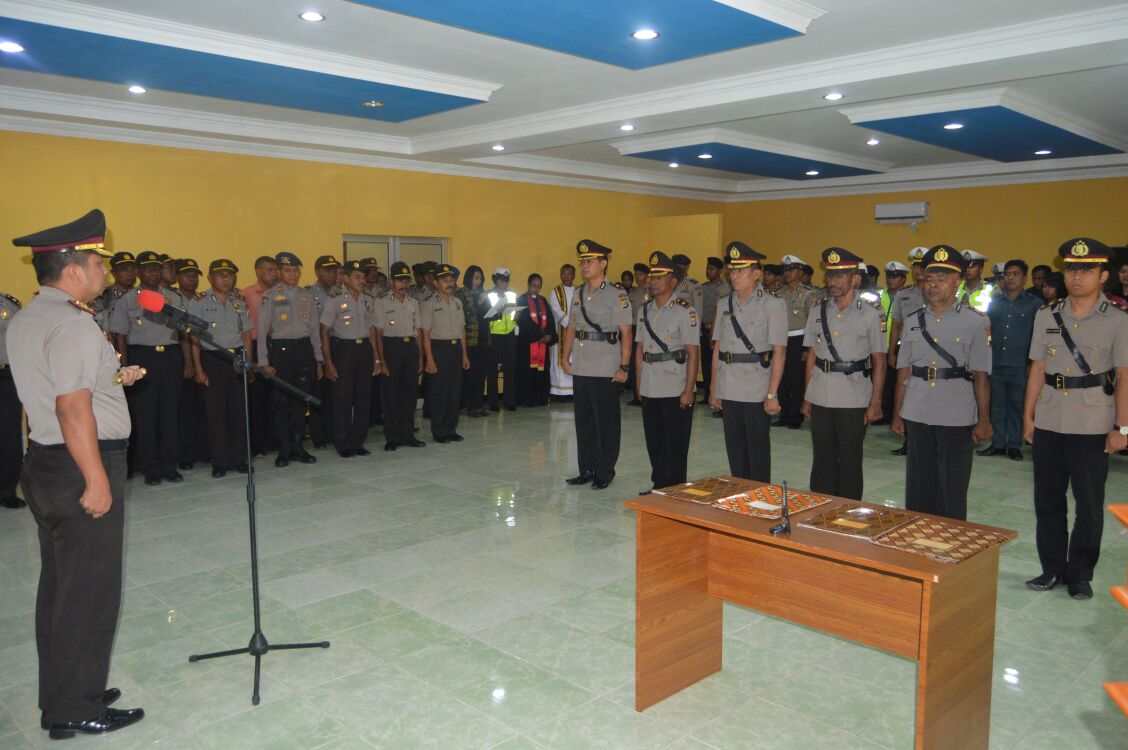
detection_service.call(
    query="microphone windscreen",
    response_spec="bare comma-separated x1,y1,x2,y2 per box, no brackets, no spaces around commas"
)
137,289,166,313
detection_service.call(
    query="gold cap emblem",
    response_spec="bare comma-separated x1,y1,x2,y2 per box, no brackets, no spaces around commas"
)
1071,241,1089,257
579,242,589,253
935,249,949,262
649,252,659,265
729,246,740,259
827,251,841,264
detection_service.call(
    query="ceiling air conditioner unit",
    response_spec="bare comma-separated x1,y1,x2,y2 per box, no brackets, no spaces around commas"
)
875,201,929,224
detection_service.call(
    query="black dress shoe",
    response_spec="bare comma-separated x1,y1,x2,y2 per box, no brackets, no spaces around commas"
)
275,455,290,468
712,410,723,418
1025,573,1060,591
566,473,594,486
489,406,500,412
771,419,786,427
506,405,517,411
353,447,370,456
1067,581,1093,600
143,476,161,487
178,461,194,471
311,441,326,449
627,398,642,406
405,438,426,447
48,707,144,739
976,446,1006,457
638,488,654,495
449,433,464,442
0,496,26,509
295,451,318,464
384,442,397,452
1007,448,1023,461
787,423,801,430
591,478,612,490
233,463,249,474
163,471,183,483
338,449,356,458
211,467,227,478
434,436,449,444
891,445,907,456
42,689,122,729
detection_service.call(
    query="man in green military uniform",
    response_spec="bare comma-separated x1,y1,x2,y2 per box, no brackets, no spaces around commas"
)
800,248,887,500
1024,238,1128,599
776,254,819,428
561,239,633,490
635,252,699,492
321,260,378,457
891,245,993,521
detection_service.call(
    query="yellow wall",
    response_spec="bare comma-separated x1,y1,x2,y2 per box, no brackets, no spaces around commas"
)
646,213,724,273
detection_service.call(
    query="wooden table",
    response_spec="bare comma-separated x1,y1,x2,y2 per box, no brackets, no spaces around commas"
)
626,479,1017,750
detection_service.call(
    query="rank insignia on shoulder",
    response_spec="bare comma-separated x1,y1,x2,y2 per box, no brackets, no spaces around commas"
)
619,294,629,308
2,293,20,306
68,299,95,315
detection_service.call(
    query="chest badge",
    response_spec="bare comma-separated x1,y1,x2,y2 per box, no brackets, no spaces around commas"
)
280,313,288,321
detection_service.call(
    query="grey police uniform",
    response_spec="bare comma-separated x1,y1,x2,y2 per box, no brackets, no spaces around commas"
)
257,283,323,460
711,287,788,481
322,290,376,453
674,277,704,318
890,285,925,324
1029,295,1128,583
173,288,209,468
92,285,128,332
373,292,421,445
421,293,465,441
570,280,632,483
1,292,24,502
778,283,820,426
700,279,730,396
803,297,887,500
638,296,698,488
896,301,992,520
307,281,339,447
629,285,649,327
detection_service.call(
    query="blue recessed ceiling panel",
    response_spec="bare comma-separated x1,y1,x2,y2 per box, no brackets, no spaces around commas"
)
627,143,879,180
857,106,1122,162
0,17,480,122
349,0,803,68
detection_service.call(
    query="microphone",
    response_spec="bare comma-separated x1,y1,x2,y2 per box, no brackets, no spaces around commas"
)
770,480,791,536
137,289,210,333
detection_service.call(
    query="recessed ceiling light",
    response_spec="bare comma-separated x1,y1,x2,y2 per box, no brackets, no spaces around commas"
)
866,137,880,146
805,170,820,176
128,84,146,94
1034,149,1052,156
362,100,383,108
619,124,635,132
943,122,964,130
491,144,505,151
668,162,679,168
823,92,844,101
0,41,24,53
299,10,324,22
632,29,659,40
698,153,712,159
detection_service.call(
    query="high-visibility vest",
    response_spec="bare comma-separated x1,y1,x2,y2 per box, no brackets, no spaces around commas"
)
958,280,994,313
488,289,518,335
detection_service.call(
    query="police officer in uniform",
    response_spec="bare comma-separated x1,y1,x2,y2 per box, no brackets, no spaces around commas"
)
874,261,908,425
374,262,424,451
959,249,994,311
891,245,992,521
800,248,887,500
257,252,323,467
174,258,208,471
776,255,819,428
888,247,928,455
8,209,145,738
307,254,341,448
700,256,729,404
671,254,704,317
561,240,633,490
186,259,253,478
626,262,650,406
108,250,189,486
708,242,787,481
1,290,26,508
1024,238,1128,599
92,252,136,332
422,263,470,443
635,252,699,492
321,260,377,458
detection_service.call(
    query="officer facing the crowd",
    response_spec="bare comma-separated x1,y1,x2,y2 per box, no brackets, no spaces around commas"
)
561,239,633,490
307,254,342,449
635,252,699,492
8,209,146,738
93,252,137,331
186,259,253,477
257,252,323,467
1,289,25,508
1024,238,1128,600
108,250,188,486
321,260,377,458
421,263,470,443
700,255,729,404
800,248,887,500
891,245,992,521
776,254,819,428
708,242,787,481
374,261,424,451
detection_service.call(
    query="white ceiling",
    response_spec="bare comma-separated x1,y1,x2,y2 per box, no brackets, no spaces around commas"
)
2,0,1128,200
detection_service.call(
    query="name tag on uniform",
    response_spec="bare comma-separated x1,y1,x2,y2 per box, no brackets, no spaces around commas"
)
910,326,920,331
1045,328,1060,334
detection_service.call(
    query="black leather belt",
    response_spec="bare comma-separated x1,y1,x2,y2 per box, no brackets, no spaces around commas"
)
911,364,971,382
432,338,460,345
383,335,416,342
31,439,128,451
128,344,175,352
719,351,772,366
642,350,687,364
576,330,617,343
331,337,368,345
815,356,870,375
1045,370,1114,390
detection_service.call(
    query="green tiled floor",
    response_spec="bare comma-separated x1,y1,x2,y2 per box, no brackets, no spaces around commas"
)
1,399,1126,748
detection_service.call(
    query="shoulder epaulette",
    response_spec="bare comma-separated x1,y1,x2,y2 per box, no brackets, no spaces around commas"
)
1105,299,1128,314
611,282,625,290
329,288,342,298
908,304,926,317
2,292,21,307
1052,300,1066,312
673,297,691,308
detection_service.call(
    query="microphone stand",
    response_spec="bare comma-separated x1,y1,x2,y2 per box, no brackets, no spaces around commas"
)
770,480,791,536
156,313,330,705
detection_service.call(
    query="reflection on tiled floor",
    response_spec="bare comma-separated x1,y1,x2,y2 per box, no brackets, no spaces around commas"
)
1,400,1126,748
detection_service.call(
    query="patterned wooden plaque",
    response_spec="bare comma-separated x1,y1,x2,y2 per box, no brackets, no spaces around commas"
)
651,477,748,505
870,517,1011,563
799,504,916,539
713,485,832,520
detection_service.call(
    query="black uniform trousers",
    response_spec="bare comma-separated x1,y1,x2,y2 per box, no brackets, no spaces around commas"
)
249,343,273,454
1032,429,1109,583
0,368,22,499
428,340,463,439
267,338,316,458
330,338,374,452
310,374,333,447
880,364,896,423
463,345,488,410
809,404,867,500
641,397,693,488
778,335,806,426
200,349,248,470
368,374,383,426
382,337,418,444
22,440,125,724
177,378,209,465
487,332,517,410
573,375,622,483
722,399,772,481
700,328,715,395
904,419,973,520
125,345,182,479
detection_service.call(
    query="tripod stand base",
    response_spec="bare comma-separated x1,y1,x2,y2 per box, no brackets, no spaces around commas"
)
189,631,330,704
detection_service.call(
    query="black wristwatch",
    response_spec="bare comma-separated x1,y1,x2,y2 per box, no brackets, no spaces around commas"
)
619,364,631,372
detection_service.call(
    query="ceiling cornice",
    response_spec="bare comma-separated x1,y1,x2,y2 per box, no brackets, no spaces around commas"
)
463,153,736,192
0,0,501,101
713,0,827,33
